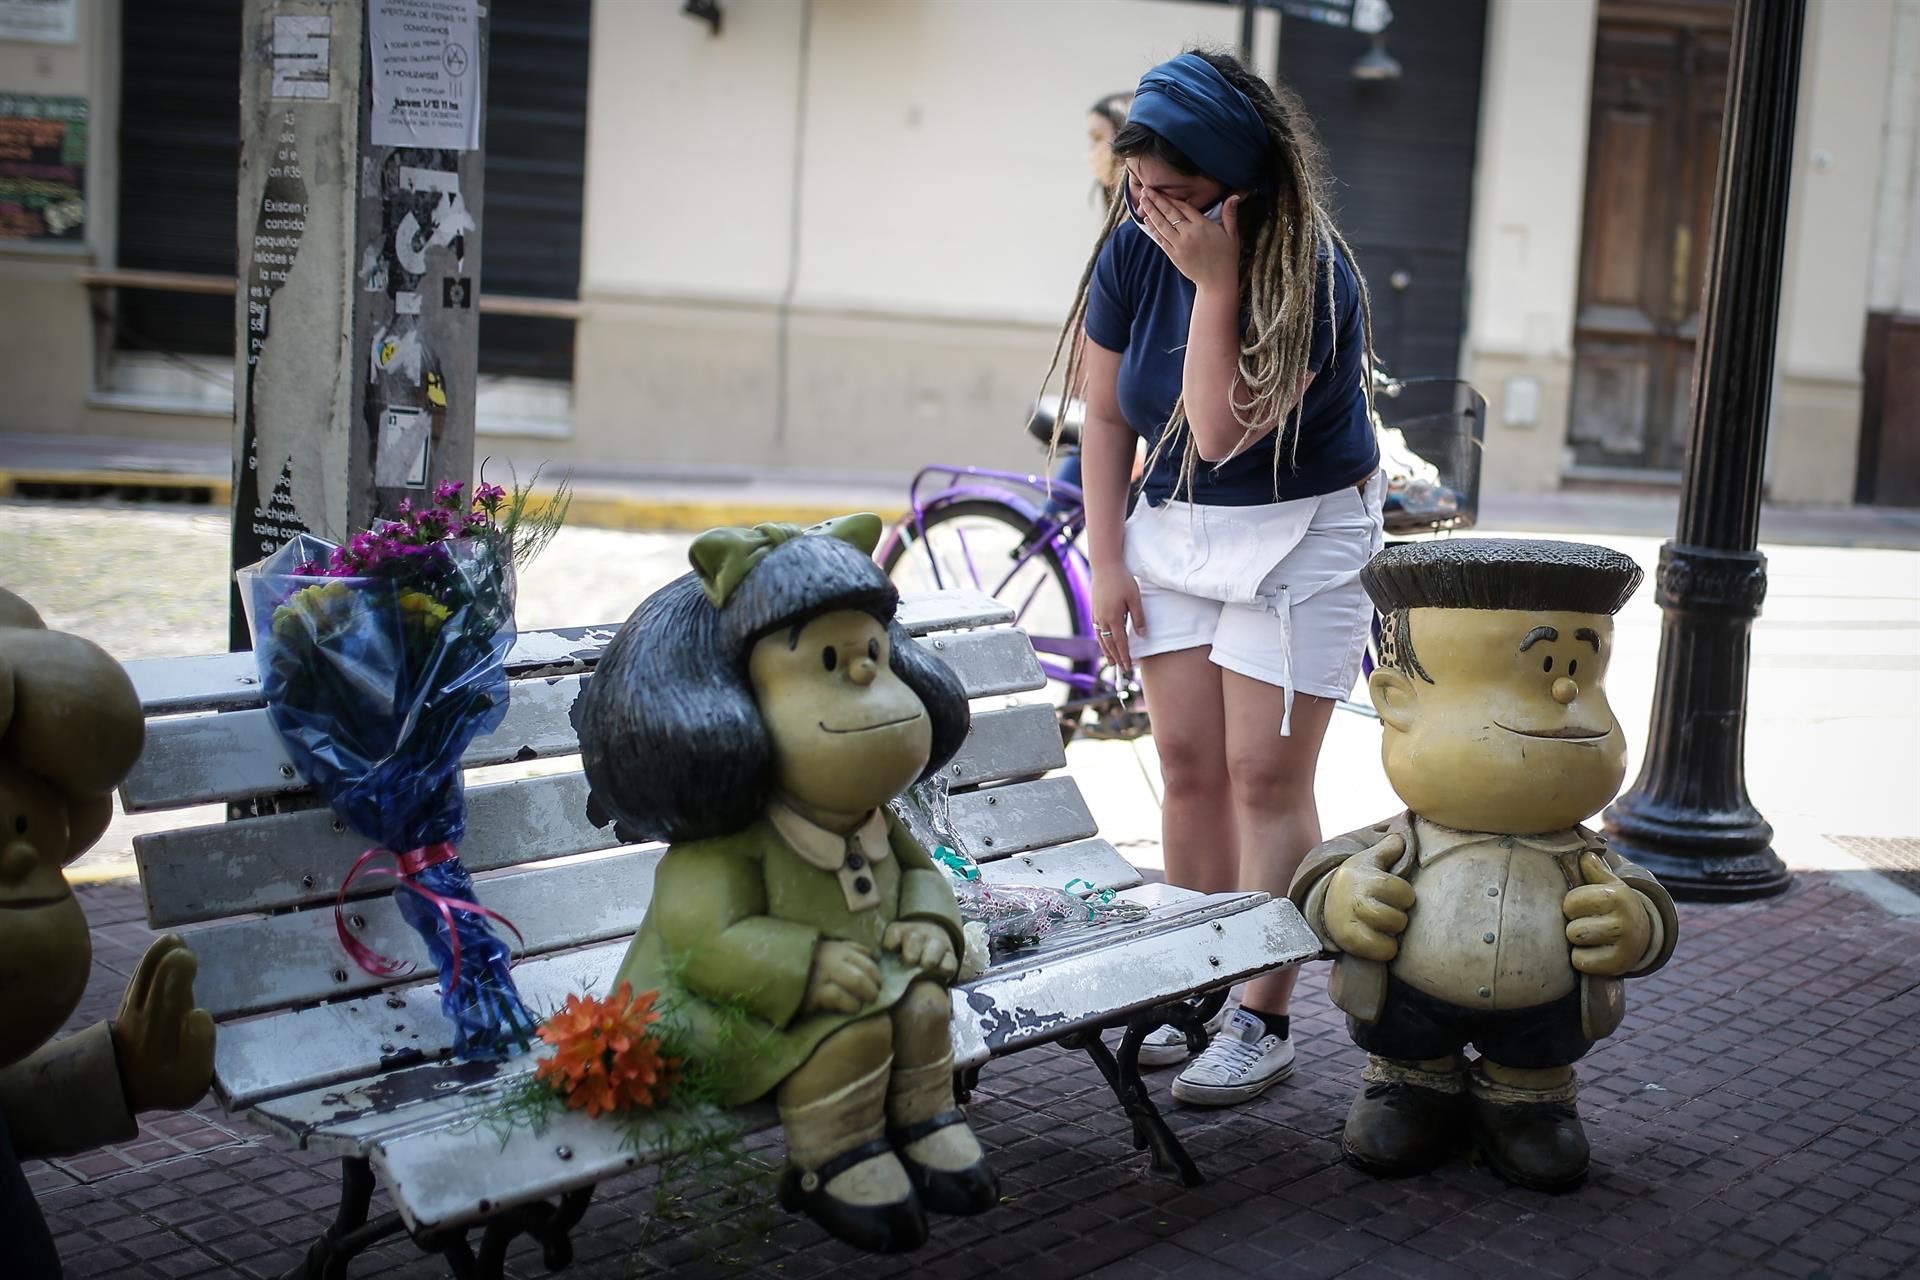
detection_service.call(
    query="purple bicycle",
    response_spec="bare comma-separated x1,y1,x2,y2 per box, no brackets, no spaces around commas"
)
877,400,1146,744
876,376,1485,742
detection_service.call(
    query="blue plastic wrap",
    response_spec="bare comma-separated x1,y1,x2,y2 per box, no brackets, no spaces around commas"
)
239,531,537,1059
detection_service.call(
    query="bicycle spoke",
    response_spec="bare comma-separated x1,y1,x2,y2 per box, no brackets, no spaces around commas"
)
952,524,987,593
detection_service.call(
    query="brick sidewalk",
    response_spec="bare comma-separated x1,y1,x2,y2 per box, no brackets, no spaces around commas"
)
30,872,1920,1279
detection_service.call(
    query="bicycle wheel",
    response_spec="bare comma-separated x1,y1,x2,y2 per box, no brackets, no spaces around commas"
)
881,499,1095,741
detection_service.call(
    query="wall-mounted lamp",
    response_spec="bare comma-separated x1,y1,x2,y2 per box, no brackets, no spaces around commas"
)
683,0,722,36
1350,34,1402,81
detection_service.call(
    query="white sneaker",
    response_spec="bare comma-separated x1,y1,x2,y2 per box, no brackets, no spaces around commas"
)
1136,994,1239,1069
1170,1009,1296,1107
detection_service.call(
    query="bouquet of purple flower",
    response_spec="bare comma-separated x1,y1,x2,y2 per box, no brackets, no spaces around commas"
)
238,476,569,1059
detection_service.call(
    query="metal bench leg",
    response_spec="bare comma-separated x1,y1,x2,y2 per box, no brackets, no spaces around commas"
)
1064,1003,1209,1188
472,1184,597,1278
282,1156,409,1280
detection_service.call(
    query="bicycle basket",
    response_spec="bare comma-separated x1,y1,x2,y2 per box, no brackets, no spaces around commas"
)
1371,377,1487,534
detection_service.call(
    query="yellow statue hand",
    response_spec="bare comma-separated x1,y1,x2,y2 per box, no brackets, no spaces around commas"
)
110,935,215,1113
883,921,957,982
1564,851,1653,976
1323,834,1413,963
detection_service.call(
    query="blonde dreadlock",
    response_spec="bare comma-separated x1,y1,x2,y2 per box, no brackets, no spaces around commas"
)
1038,50,1378,503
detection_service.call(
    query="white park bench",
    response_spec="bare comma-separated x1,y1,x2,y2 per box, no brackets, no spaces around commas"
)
118,590,1318,1278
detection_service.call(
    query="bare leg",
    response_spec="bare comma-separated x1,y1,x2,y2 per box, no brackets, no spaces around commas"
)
1220,671,1338,1016
1137,647,1235,893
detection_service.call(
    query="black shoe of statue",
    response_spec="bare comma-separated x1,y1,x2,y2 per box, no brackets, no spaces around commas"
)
778,1137,929,1254
1342,1079,1470,1177
1469,1092,1591,1192
889,1108,998,1216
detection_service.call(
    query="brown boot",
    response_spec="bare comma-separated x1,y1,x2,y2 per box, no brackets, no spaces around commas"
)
1467,1061,1589,1192
1342,1055,1469,1177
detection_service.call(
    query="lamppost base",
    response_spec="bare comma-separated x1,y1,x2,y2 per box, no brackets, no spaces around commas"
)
1602,806,1792,902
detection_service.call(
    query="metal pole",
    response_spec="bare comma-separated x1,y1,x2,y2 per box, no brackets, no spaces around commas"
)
1601,0,1803,900
230,0,486,649
1239,0,1257,64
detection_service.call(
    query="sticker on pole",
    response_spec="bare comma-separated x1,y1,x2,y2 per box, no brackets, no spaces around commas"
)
271,16,331,100
369,0,481,151
377,406,433,488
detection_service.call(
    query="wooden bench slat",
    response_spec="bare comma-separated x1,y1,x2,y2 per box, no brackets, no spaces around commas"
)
222,943,628,1115
121,675,594,813
187,849,661,1019
244,887,1275,1159
207,837,1144,1096
362,893,1316,1233
137,771,619,928
946,701,1065,790
122,624,622,716
374,1100,770,1232
139,718,1079,929
893,588,1013,634
946,775,1097,857
120,631,1047,814
123,608,1037,718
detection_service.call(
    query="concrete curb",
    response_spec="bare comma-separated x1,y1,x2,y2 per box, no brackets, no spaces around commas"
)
563,491,907,533
0,467,234,505
0,470,905,534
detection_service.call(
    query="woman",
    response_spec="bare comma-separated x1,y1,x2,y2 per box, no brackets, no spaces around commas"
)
1042,50,1384,1106
1086,90,1134,198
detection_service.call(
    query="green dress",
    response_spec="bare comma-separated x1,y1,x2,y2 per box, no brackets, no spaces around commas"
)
615,804,966,1106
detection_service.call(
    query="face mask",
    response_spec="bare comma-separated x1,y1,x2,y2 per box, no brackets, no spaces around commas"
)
1124,173,1228,230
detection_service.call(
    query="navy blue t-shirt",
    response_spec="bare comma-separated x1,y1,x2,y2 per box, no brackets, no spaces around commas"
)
1084,219,1378,506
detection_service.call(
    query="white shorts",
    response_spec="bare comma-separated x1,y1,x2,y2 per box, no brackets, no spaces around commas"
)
1122,470,1386,731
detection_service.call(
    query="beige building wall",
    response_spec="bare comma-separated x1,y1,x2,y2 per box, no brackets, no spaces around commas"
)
1463,0,1897,505
0,3,229,449
1461,0,1599,495
564,0,1257,477
4,0,1903,506
1768,0,1899,504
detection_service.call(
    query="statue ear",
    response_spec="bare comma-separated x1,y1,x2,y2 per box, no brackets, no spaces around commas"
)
1369,668,1419,733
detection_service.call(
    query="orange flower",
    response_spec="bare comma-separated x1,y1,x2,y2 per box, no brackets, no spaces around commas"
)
534,982,681,1117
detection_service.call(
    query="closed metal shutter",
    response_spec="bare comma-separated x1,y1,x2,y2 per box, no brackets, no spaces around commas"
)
116,0,242,356
1280,3,1488,379
113,0,588,378
477,1,590,380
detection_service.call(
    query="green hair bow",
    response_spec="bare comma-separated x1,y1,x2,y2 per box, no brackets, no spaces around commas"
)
688,512,883,608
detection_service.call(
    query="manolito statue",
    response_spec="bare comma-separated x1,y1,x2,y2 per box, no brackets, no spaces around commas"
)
1289,539,1676,1190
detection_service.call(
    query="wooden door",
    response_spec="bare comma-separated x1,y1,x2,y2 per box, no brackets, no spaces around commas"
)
1568,3,1731,476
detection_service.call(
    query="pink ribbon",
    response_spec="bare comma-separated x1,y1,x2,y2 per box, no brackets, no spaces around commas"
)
334,842,526,988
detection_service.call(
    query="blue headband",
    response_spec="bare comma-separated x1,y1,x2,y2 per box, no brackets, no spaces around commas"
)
1128,54,1268,192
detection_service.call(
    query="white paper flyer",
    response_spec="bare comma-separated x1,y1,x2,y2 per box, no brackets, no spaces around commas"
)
369,0,481,151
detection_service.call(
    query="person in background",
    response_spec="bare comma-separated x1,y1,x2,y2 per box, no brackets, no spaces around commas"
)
1086,91,1135,200
1041,49,1384,1106
1047,91,1138,515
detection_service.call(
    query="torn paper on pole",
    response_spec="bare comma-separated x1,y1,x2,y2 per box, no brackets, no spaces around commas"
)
369,0,481,151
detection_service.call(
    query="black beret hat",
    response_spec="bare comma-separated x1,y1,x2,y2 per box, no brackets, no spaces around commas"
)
1361,538,1643,617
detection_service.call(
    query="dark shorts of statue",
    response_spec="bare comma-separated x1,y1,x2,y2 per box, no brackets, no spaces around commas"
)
1347,976,1594,1069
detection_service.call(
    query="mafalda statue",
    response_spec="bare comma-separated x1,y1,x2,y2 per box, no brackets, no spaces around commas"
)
0,589,215,1278
1289,540,1676,1191
575,514,995,1253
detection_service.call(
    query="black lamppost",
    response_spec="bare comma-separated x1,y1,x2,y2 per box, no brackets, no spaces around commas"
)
1602,0,1804,901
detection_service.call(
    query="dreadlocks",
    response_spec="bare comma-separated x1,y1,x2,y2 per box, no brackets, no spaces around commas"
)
1038,49,1378,502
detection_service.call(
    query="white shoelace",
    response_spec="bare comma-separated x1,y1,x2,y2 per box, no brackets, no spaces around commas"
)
1187,1034,1272,1083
